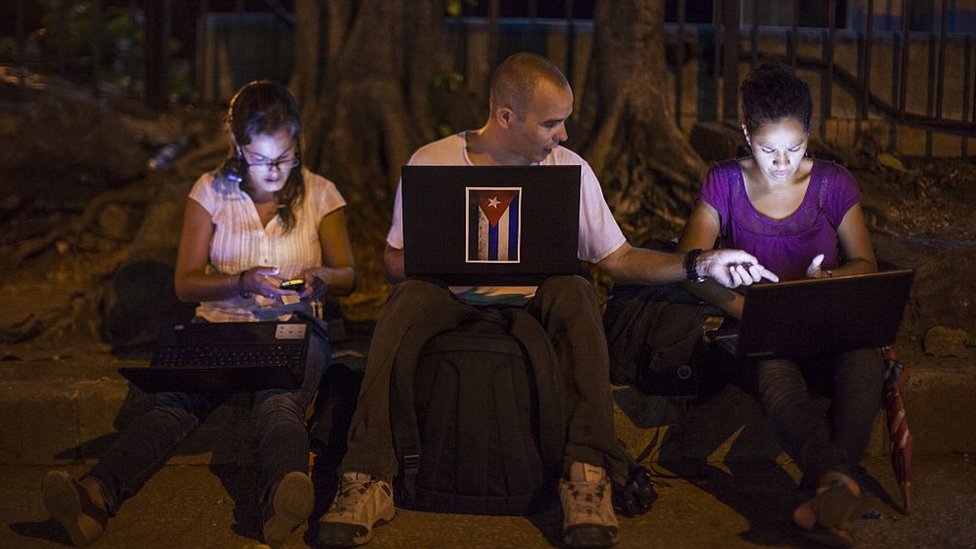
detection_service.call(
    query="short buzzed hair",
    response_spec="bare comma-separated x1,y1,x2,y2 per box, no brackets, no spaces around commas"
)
489,52,570,116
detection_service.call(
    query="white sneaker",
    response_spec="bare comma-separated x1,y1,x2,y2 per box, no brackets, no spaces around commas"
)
559,462,619,548
315,472,395,547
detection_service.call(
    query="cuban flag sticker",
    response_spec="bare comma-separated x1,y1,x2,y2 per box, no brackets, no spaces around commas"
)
466,187,521,263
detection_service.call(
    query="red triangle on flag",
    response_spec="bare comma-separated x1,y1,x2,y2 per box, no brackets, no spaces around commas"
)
477,190,518,226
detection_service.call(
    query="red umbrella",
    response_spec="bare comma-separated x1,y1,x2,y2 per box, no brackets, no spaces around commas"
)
881,347,912,514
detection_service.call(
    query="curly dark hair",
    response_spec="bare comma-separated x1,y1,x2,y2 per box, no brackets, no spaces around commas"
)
226,80,304,232
740,63,812,135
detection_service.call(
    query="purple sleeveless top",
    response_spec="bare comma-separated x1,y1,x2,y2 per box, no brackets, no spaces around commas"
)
698,159,861,281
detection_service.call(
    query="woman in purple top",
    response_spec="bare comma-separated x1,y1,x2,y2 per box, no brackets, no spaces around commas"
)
678,63,882,546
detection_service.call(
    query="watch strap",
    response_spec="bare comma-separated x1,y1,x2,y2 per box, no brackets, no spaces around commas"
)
685,248,705,282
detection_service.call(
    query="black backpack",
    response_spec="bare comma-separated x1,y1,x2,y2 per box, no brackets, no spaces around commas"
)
390,307,565,515
602,235,731,396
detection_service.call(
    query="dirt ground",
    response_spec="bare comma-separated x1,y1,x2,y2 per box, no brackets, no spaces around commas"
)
856,157,976,244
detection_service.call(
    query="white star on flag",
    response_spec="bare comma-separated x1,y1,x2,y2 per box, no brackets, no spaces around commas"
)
487,196,500,208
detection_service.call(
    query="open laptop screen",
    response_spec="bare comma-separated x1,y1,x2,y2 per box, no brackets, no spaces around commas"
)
401,165,581,286
729,269,914,358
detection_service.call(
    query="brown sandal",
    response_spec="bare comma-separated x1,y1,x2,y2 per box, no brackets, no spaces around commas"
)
792,471,863,548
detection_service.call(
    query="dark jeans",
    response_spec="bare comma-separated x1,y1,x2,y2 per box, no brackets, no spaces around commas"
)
340,276,630,483
86,331,328,515
749,348,884,485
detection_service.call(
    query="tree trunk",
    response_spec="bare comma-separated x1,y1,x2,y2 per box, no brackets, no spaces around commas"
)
291,1,708,307
292,1,447,308
579,0,707,246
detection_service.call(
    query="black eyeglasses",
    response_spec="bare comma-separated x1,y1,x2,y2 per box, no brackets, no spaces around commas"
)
241,147,301,172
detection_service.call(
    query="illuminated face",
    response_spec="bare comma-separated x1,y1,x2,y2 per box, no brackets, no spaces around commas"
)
239,128,299,197
744,117,809,183
505,80,573,164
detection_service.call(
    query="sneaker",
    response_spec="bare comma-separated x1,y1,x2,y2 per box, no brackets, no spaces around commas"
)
315,472,395,547
262,471,314,548
42,470,109,547
559,462,619,548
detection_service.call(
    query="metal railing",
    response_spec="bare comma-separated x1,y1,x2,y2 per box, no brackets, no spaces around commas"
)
699,0,975,156
6,1,974,156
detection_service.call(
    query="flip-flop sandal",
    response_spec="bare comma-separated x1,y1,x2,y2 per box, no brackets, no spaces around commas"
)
792,500,856,549
815,474,863,530
792,472,863,548
792,497,818,531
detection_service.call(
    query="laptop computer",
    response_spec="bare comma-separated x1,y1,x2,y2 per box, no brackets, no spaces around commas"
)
708,269,914,358
401,165,581,286
118,321,310,393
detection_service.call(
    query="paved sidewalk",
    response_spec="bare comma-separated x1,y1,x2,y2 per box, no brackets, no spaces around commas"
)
3,330,973,470
2,308,974,549
4,455,974,549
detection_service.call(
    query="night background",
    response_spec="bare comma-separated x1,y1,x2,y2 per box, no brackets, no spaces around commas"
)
0,1,974,548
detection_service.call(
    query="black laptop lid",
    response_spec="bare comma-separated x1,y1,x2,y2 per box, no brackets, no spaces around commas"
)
117,321,309,393
401,165,581,286
735,269,914,358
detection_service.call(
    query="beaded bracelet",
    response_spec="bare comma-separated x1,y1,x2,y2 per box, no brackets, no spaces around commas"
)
238,271,253,298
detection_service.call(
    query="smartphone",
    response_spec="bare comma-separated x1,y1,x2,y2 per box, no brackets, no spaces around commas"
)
279,278,305,292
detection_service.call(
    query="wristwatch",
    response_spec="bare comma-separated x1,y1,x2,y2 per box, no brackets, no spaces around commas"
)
685,248,707,283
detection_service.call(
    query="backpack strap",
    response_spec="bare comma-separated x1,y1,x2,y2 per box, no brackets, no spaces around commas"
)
503,308,566,477
390,305,476,501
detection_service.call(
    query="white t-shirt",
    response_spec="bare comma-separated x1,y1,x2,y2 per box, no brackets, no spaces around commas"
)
387,132,625,305
188,168,347,321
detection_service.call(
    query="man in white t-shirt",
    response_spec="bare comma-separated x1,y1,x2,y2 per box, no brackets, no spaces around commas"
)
317,52,776,549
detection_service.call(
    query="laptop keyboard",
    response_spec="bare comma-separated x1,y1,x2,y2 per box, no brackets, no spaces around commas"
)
152,343,305,377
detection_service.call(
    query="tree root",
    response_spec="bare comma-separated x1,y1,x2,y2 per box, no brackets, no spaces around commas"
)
9,185,155,267
0,293,89,346
0,314,44,344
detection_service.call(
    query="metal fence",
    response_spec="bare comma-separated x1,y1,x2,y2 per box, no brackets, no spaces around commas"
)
5,0,975,157
700,0,976,156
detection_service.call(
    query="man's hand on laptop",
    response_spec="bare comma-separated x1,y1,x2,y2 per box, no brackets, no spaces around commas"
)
698,249,779,288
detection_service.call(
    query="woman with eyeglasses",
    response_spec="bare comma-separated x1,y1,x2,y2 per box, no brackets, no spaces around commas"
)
42,80,356,548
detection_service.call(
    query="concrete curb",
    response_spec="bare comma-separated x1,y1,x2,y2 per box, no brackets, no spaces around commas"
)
0,372,256,466
613,359,976,469
1,347,972,467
